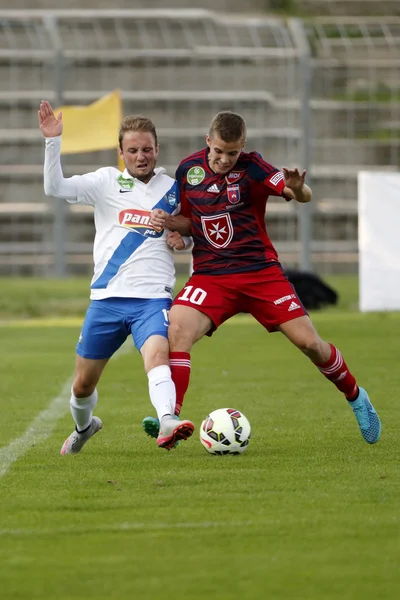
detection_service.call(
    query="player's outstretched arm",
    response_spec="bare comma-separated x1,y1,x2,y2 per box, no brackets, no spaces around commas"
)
39,101,80,200
38,100,63,138
282,167,312,203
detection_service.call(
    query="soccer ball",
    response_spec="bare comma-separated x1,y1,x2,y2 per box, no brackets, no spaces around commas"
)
200,408,251,455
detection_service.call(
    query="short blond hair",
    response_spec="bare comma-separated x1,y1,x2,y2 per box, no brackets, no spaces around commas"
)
118,115,158,149
209,111,246,144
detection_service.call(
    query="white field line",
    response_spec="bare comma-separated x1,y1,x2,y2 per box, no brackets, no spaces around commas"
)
0,520,262,538
0,342,132,479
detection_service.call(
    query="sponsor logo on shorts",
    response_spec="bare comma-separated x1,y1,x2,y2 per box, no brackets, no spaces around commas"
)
288,301,301,311
119,209,163,238
273,294,297,305
187,166,205,185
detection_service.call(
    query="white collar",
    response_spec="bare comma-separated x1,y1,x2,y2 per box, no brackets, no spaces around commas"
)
122,166,166,182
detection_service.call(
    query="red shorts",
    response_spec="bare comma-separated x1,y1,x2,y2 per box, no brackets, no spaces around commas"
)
173,265,308,334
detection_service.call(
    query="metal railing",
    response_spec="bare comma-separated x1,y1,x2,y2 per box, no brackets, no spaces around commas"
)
0,10,399,275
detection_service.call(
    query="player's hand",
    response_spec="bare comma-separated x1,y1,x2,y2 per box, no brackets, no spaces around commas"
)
38,100,63,138
282,167,306,191
166,231,185,251
150,208,168,232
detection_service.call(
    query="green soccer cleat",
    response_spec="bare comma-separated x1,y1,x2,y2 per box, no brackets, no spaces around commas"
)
142,414,182,448
142,416,160,439
348,387,381,444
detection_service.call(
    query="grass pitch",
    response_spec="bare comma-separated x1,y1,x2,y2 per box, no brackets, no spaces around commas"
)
0,276,399,599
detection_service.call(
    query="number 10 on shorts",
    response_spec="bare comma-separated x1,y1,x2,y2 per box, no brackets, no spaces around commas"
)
179,286,207,306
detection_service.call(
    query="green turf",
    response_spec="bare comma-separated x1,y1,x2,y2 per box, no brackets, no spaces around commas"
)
0,277,399,599
0,274,357,319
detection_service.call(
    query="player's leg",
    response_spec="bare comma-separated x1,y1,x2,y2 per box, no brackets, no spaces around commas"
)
132,298,194,450
141,335,176,421
244,266,380,444
141,305,210,444
168,304,213,417
169,274,239,414
278,316,381,444
142,275,239,441
61,299,129,455
61,355,107,455
140,334,194,450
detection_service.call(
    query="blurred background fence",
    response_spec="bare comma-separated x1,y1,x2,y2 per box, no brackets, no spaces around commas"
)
0,7,399,276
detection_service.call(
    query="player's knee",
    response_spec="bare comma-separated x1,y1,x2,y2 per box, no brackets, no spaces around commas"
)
72,378,96,398
297,336,324,359
146,347,169,371
168,318,184,344
168,318,192,350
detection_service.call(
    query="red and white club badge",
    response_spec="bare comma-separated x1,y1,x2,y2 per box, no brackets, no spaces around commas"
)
227,184,240,204
201,213,233,248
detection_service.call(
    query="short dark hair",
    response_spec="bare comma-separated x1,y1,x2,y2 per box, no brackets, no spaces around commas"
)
118,115,158,149
209,111,246,143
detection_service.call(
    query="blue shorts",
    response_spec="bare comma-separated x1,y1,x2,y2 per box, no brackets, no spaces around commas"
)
76,297,172,359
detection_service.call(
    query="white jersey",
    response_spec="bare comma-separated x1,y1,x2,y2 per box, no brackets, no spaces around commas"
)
44,137,183,300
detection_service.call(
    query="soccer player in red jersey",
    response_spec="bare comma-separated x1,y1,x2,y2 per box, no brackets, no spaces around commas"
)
142,111,381,445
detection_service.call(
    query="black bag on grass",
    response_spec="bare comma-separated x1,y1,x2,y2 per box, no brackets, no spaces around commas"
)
285,270,338,311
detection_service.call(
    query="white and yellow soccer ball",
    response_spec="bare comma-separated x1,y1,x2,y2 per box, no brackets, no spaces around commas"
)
200,408,251,455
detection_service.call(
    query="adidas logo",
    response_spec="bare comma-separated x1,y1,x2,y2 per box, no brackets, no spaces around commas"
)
333,371,347,382
207,184,220,194
288,301,300,311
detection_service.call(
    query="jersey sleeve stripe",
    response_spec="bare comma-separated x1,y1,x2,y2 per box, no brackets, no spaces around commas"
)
91,231,147,289
152,181,179,214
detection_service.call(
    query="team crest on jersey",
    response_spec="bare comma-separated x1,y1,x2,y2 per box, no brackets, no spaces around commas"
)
225,171,244,185
227,184,240,204
119,209,163,238
187,166,205,186
201,213,233,249
166,191,177,207
117,174,134,190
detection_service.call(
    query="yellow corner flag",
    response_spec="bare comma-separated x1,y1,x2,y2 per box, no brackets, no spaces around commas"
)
56,90,124,170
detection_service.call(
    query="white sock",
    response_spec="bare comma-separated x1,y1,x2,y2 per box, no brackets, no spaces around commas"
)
70,388,98,432
148,365,176,421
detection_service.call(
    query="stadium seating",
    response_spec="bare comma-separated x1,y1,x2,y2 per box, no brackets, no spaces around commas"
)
0,7,399,274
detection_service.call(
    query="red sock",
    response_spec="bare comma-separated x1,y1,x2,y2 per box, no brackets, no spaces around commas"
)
169,352,191,416
314,343,358,399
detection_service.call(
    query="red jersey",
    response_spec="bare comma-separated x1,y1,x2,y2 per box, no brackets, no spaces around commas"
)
176,148,288,275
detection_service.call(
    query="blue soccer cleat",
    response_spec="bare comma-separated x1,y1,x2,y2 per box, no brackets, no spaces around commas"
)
348,387,381,444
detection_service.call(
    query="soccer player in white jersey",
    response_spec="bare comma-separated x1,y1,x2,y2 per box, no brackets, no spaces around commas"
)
38,100,195,453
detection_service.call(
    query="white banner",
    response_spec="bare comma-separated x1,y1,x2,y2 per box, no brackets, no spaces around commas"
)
358,171,400,312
